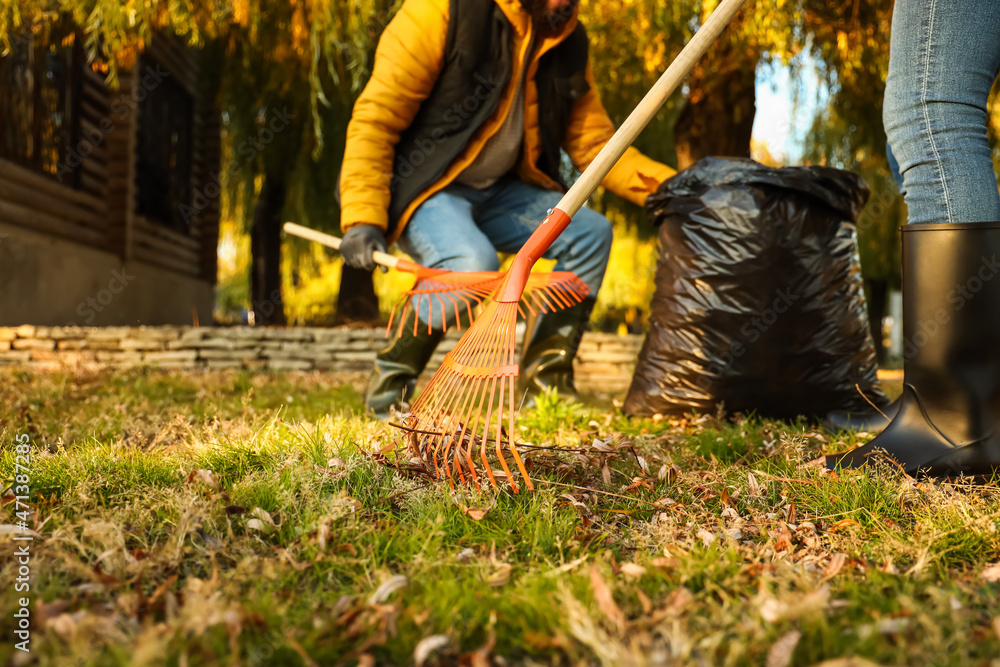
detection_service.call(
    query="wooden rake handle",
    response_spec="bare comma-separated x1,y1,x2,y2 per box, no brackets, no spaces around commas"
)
499,0,747,300
283,222,402,269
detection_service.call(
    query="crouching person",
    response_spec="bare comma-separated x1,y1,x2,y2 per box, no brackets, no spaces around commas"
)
338,0,675,417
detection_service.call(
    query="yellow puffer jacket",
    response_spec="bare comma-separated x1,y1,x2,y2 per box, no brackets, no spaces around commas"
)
340,0,676,243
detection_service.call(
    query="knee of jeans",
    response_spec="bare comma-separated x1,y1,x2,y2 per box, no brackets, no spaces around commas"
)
443,243,501,273
573,210,614,256
883,90,925,149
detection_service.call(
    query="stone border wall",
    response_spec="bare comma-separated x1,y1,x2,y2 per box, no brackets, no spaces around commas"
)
0,326,644,391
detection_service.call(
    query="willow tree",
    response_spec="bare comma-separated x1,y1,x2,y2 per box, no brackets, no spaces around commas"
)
579,0,811,230
2,0,391,326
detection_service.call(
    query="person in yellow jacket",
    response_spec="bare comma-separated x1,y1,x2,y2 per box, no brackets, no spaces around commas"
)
339,0,675,417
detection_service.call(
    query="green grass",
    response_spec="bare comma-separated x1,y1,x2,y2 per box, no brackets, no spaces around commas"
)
2,368,999,666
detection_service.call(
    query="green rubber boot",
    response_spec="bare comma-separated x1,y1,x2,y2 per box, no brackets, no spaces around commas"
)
518,296,597,408
365,312,444,419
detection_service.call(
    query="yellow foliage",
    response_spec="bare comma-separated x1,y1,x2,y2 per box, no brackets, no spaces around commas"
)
233,0,250,27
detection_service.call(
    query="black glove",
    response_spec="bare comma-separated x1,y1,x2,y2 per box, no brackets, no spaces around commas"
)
340,224,388,273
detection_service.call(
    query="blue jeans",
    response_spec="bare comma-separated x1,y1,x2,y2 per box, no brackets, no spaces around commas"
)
397,176,612,326
883,0,1000,224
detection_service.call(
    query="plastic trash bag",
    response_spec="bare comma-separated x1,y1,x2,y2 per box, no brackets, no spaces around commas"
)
624,157,889,420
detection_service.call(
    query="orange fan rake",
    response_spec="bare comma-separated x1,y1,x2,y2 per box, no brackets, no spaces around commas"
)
395,0,748,494
282,222,589,336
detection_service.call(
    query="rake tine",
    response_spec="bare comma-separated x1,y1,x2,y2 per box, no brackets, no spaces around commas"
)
493,375,518,494
505,376,533,491
478,378,500,490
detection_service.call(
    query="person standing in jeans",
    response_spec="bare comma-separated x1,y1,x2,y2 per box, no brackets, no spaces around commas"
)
829,0,1000,476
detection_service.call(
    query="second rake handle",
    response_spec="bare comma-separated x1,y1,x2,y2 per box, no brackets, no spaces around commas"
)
283,222,401,269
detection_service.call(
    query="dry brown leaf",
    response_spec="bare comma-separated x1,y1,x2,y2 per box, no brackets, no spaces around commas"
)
823,553,847,579
589,564,625,634
368,575,408,604
636,589,652,615
696,529,717,547
619,563,646,579
766,630,801,667
650,557,680,570
829,518,861,533
773,521,793,553
487,564,512,587
0,524,41,538
414,635,450,666
748,472,762,497
980,562,1000,583
992,617,1000,641
464,507,489,521
245,518,269,533
250,507,275,526
188,469,221,491
317,523,330,552
811,659,883,667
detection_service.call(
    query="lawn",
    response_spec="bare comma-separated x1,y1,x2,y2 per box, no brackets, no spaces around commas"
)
2,367,1000,666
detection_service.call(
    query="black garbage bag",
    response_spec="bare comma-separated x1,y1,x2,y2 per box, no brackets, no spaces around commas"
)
624,157,889,420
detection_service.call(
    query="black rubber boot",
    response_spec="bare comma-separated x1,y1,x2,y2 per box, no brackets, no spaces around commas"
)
827,222,1000,477
365,311,444,419
518,296,597,408
824,399,901,434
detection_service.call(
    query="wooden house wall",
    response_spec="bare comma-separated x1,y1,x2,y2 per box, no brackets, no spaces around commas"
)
0,33,220,284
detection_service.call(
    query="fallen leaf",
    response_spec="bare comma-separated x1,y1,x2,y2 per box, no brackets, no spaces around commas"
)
317,523,330,552
368,575,408,604
811,659,883,667
487,564,512,587
545,555,589,577
980,562,1000,582
858,617,909,638
250,507,276,526
245,518,269,533
0,525,41,538
188,469,220,491
619,563,646,579
993,617,1000,641
636,590,652,615
748,472,762,497
829,518,861,533
592,437,616,452
589,565,625,634
773,521,793,553
823,553,847,579
414,635,450,666
696,529,717,547
766,630,801,667
464,506,489,521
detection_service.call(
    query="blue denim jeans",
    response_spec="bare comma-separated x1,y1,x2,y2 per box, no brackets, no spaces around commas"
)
883,0,1000,224
397,176,612,325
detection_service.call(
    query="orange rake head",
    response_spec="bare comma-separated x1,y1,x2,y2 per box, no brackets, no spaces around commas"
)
386,264,589,338
395,295,531,493
390,209,578,494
